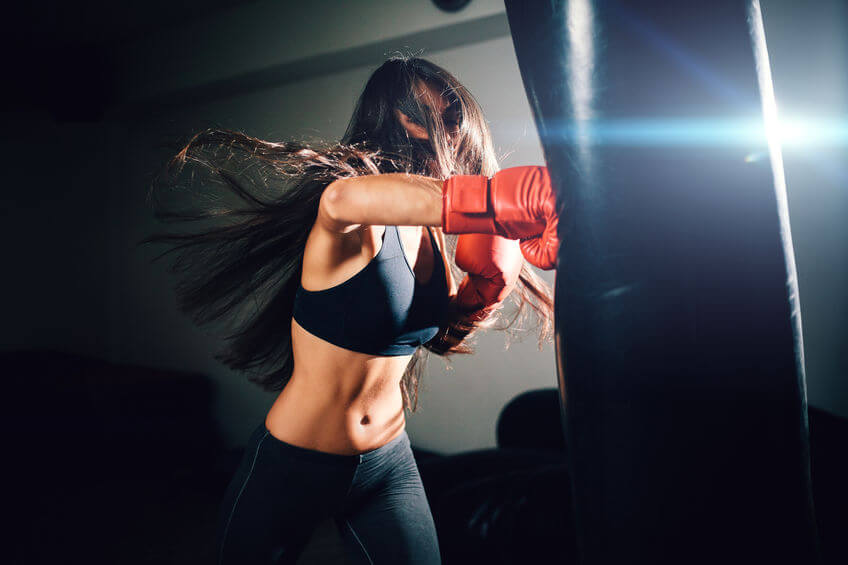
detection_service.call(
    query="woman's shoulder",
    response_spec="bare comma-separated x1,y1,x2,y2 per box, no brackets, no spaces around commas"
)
300,220,383,287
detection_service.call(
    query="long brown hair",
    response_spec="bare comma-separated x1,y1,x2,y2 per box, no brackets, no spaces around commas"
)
140,55,554,410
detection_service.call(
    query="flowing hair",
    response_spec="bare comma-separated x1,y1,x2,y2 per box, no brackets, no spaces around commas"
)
140,55,554,411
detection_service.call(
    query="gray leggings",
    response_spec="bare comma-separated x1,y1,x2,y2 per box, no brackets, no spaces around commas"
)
217,424,441,564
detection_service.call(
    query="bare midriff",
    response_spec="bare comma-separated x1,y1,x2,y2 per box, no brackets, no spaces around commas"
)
264,318,413,455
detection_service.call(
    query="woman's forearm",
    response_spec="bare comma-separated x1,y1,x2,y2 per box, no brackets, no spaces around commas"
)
320,173,444,230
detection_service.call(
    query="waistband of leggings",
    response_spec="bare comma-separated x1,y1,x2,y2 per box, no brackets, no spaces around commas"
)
359,428,409,462
260,424,409,465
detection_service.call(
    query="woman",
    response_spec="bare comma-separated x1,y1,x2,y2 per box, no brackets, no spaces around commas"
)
144,56,556,564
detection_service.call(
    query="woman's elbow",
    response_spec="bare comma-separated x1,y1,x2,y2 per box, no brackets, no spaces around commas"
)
318,179,359,232
320,179,345,219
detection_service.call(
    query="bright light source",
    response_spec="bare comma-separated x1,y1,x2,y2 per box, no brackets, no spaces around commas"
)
774,116,848,147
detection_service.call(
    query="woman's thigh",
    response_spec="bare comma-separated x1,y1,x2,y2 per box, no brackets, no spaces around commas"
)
337,437,441,564
217,425,358,565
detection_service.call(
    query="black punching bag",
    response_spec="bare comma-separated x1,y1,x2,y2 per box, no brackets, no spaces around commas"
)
503,1,819,563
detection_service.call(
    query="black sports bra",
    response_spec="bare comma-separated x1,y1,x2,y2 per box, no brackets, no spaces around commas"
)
292,225,451,355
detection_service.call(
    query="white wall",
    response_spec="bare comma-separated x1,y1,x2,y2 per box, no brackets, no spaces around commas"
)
117,0,508,102
762,0,848,420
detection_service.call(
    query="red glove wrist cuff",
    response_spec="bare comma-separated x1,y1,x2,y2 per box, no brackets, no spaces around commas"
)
442,176,494,234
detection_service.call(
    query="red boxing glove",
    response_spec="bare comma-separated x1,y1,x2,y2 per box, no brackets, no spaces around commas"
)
454,233,523,318
442,166,559,270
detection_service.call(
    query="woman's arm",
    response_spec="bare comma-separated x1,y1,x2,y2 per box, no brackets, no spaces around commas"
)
319,173,443,233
